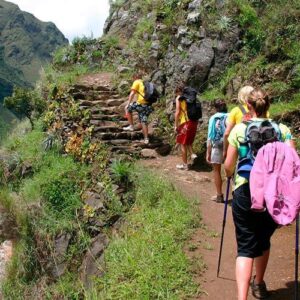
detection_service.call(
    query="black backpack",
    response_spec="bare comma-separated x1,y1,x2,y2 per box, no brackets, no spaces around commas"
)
179,87,202,121
143,81,160,105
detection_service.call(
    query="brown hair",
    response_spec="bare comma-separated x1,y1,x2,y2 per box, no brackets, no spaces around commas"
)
247,88,270,117
214,99,228,113
175,83,185,96
132,71,145,80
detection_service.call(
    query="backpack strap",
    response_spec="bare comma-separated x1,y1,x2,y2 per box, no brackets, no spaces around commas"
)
239,104,247,115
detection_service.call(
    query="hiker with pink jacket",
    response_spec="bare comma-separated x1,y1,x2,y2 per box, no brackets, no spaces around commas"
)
224,88,296,300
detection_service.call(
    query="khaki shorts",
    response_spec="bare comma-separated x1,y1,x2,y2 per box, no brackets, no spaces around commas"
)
211,146,223,164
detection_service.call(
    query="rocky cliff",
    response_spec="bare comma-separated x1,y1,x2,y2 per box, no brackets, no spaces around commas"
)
0,0,68,101
103,0,300,107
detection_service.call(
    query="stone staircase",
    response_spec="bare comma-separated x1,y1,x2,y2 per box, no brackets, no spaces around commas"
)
65,73,168,156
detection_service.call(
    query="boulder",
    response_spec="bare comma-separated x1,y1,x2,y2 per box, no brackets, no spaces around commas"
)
80,233,109,288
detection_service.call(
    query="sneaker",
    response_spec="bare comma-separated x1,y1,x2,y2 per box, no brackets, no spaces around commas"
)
191,153,197,160
251,276,270,299
211,194,224,203
176,164,188,170
144,138,149,144
123,125,134,131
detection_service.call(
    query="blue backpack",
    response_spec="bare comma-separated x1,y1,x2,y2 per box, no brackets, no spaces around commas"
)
210,113,227,144
237,120,282,179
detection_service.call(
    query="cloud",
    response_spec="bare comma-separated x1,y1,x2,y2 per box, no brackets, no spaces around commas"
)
8,0,110,41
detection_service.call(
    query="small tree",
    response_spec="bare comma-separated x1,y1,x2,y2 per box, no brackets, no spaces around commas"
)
4,87,46,129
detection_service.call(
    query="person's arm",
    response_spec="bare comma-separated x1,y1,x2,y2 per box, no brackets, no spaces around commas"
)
174,96,181,131
223,121,235,159
127,90,136,106
224,144,238,178
206,141,212,163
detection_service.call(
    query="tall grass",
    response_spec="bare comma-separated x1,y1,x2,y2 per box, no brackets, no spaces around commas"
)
92,169,201,299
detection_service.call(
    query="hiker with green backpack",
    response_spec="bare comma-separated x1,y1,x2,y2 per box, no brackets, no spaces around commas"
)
224,88,295,300
206,99,228,203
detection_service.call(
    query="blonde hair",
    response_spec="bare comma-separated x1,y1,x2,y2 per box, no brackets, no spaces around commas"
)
237,85,254,104
247,88,270,117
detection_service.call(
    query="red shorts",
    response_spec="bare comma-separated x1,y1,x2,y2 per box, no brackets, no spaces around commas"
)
176,121,198,145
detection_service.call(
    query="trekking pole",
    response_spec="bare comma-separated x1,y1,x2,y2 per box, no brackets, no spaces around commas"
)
217,177,231,277
295,213,299,300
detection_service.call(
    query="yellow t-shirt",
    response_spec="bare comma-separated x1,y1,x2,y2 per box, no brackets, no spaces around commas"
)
179,100,188,125
228,105,270,125
228,118,292,190
131,79,147,105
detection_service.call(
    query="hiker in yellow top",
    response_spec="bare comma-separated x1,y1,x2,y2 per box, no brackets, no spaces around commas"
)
174,84,198,170
123,73,154,144
223,85,254,159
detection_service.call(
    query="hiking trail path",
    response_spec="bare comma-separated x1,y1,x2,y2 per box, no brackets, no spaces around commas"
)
142,156,296,300
78,72,297,300
0,73,293,299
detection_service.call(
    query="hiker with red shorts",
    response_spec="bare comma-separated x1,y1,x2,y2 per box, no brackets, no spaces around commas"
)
224,88,295,300
174,84,198,170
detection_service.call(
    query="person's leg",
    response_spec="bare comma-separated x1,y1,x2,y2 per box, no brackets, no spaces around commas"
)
254,249,270,283
212,163,223,195
187,145,193,155
127,112,134,126
141,123,148,140
181,144,188,164
236,257,254,300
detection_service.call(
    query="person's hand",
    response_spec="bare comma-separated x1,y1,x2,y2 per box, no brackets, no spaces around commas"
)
174,126,178,133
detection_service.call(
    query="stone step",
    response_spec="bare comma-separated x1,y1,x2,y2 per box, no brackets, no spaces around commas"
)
88,114,127,121
111,146,142,155
73,91,120,101
91,120,128,127
94,131,143,140
79,99,124,109
72,84,112,92
92,125,122,133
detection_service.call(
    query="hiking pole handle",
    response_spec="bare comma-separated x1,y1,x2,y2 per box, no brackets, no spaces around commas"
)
217,177,231,277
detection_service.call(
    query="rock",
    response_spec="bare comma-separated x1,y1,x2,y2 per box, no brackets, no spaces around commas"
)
80,233,109,288
51,233,72,278
181,37,193,47
176,26,188,38
155,144,172,156
82,191,105,211
188,0,203,10
184,39,215,88
187,12,201,25
118,80,129,91
141,149,159,158
117,66,131,74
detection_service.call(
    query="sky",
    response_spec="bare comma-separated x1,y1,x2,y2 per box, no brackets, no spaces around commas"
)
8,0,110,42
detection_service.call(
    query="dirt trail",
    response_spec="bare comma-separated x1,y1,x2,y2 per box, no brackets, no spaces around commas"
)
142,155,297,300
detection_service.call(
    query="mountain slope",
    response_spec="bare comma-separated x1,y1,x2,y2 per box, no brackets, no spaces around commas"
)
0,0,68,101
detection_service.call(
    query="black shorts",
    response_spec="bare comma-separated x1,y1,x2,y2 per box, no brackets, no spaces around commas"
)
232,184,278,258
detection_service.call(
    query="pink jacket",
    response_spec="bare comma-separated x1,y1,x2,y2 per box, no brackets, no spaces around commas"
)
250,141,300,225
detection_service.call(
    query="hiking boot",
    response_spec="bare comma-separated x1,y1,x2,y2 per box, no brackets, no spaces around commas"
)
144,138,149,144
211,194,224,203
123,125,134,131
251,276,270,299
176,163,189,170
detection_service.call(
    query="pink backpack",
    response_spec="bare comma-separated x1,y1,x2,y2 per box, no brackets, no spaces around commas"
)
250,142,300,225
